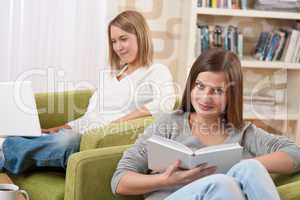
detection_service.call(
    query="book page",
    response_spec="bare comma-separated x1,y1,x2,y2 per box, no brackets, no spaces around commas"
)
192,146,242,173
148,135,193,155
195,143,242,155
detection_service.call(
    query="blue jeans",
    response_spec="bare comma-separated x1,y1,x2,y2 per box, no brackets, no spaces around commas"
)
164,159,280,200
0,129,81,175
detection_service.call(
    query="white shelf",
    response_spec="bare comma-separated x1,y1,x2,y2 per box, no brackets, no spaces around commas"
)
196,8,300,20
191,56,300,70
244,103,298,121
241,57,300,70
243,112,298,121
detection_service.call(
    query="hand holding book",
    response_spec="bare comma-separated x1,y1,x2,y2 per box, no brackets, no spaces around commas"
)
159,160,217,187
147,135,243,173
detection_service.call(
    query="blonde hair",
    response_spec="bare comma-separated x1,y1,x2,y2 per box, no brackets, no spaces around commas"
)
108,10,153,70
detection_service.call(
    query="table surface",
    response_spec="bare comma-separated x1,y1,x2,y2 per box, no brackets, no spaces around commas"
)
0,173,26,200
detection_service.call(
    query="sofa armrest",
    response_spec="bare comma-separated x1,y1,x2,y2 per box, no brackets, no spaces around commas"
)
80,116,154,151
65,144,300,200
64,145,143,200
277,180,300,200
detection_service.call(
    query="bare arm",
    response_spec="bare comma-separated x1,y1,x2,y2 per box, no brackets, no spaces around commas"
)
255,151,295,174
116,161,216,195
244,124,300,174
42,124,71,134
116,171,165,195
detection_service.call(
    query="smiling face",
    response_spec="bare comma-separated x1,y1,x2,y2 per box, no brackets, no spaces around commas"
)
110,25,139,66
191,71,227,119
181,48,243,128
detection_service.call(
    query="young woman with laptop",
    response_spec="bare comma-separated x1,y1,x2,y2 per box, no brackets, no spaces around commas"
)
0,10,176,174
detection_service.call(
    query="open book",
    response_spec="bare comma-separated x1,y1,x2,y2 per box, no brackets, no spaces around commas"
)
147,135,243,173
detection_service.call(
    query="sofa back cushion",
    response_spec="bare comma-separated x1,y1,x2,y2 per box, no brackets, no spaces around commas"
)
35,90,93,128
80,116,154,151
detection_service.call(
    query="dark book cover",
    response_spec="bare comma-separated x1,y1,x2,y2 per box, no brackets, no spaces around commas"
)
265,33,281,61
277,29,291,61
262,32,273,61
254,32,269,60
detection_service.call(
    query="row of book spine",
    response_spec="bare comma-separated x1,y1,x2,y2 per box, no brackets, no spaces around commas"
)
254,29,300,63
196,24,243,58
197,0,248,9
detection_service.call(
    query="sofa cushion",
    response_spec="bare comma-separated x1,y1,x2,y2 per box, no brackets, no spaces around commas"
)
80,116,155,151
277,181,300,200
272,171,300,186
36,90,93,128
11,171,65,200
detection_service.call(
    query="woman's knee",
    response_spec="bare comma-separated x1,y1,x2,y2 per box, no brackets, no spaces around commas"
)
166,174,244,200
190,174,239,191
57,131,81,149
205,174,238,186
238,159,265,170
229,159,267,176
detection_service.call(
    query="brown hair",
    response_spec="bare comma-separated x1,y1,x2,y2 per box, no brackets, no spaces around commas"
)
181,48,244,129
108,10,153,70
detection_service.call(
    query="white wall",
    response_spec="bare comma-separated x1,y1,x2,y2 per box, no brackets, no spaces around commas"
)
0,0,108,92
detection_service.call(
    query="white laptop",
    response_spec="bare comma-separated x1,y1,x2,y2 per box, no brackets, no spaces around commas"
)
0,81,42,137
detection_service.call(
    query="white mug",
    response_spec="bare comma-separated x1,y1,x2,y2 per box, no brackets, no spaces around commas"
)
0,184,29,200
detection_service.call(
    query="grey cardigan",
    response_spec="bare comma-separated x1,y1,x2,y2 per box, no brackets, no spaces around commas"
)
111,111,300,200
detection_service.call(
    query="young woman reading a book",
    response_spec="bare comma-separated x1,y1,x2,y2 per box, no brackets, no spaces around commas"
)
111,48,300,200
0,10,175,175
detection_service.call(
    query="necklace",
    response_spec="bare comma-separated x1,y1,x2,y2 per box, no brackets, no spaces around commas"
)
116,63,128,77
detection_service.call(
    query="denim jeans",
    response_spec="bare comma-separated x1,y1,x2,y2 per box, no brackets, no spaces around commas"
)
164,159,280,200
0,128,81,175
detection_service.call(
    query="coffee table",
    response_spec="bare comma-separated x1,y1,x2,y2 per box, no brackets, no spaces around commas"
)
0,173,26,200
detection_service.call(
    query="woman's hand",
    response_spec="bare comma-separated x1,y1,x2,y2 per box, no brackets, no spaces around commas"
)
160,160,216,187
42,127,61,134
42,124,71,134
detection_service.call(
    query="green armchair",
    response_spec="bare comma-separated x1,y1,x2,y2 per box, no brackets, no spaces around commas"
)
8,90,300,200
9,90,153,200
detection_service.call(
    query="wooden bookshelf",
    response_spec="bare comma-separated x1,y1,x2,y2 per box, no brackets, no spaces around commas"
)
196,8,300,20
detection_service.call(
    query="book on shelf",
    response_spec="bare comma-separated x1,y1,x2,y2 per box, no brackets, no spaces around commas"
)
238,32,243,58
284,30,300,63
232,0,240,9
227,0,232,8
197,0,248,9
196,24,243,57
254,29,300,63
273,31,286,61
147,135,243,173
265,33,281,62
254,0,300,12
212,0,217,8
240,0,248,9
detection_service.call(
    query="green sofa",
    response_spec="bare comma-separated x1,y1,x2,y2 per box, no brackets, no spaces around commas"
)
7,90,300,200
